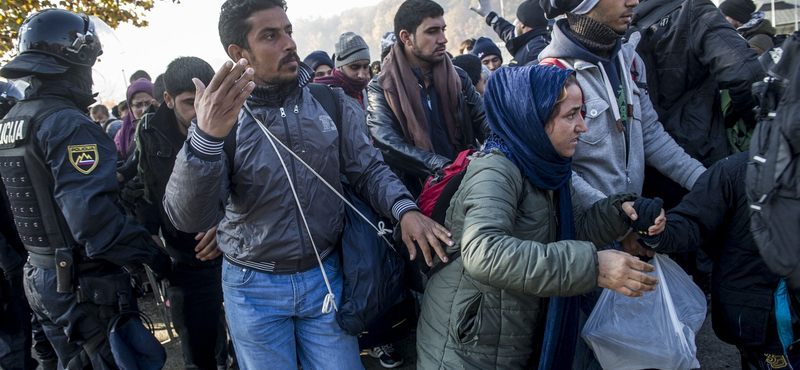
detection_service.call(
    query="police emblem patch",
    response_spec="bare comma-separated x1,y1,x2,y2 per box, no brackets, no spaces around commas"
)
68,144,98,174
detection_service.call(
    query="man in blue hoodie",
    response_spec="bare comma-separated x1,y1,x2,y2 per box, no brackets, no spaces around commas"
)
536,0,707,366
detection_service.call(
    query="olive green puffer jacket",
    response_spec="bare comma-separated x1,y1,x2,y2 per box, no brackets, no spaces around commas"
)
416,152,636,370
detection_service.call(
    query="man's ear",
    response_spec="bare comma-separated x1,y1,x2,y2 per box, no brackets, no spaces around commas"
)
164,93,175,110
227,44,248,62
398,29,413,47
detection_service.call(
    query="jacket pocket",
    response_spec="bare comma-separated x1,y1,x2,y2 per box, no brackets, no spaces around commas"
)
144,143,173,158
580,98,611,145
716,286,772,347
454,292,484,345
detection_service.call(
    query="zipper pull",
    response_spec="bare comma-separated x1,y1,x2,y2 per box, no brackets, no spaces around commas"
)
294,105,299,114
279,107,286,118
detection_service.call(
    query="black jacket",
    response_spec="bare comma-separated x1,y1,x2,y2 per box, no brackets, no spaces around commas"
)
649,152,783,352
485,11,550,66
632,0,763,167
135,104,220,266
366,67,488,196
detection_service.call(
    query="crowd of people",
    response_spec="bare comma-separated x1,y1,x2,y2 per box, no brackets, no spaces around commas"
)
0,0,796,369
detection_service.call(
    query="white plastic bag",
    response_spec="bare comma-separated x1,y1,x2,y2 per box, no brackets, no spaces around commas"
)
582,253,707,370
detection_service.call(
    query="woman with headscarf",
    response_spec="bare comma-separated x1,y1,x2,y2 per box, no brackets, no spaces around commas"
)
115,78,155,182
415,65,662,369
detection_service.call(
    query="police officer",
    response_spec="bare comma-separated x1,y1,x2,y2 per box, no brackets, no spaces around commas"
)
0,9,171,370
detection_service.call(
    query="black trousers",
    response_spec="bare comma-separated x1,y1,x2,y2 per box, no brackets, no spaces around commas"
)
23,264,127,370
0,272,37,370
167,262,225,370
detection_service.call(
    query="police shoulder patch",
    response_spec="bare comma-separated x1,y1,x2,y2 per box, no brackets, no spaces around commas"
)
67,144,99,174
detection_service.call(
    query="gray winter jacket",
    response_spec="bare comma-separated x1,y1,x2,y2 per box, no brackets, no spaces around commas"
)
163,65,415,273
538,20,706,209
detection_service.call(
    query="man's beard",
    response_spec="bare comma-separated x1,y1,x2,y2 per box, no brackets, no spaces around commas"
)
264,52,300,88
411,42,445,65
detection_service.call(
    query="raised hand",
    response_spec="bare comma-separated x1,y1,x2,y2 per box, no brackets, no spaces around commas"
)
469,0,494,17
194,58,255,138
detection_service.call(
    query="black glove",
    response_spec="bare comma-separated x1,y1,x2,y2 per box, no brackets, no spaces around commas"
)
629,197,664,247
118,177,148,215
2,264,24,299
147,249,172,282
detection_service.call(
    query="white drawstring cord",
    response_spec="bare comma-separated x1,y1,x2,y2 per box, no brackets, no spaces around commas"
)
244,103,337,314
242,103,395,250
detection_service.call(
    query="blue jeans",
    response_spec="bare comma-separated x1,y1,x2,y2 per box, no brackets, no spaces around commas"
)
222,252,363,370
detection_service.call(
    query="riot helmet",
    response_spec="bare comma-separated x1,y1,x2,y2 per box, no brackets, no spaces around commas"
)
0,78,26,118
1,9,103,79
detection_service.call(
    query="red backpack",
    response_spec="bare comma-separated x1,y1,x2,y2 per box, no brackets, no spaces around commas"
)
416,149,476,220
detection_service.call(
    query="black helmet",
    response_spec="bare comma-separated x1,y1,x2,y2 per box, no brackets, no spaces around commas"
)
0,79,26,118
0,9,103,79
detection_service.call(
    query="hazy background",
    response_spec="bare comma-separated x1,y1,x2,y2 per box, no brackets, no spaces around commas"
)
91,0,525,104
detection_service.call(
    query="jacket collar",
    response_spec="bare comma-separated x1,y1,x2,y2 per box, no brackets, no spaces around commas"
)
248,62,314,106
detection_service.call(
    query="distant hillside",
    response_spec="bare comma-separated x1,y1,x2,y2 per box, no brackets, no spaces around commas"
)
292,0,525,62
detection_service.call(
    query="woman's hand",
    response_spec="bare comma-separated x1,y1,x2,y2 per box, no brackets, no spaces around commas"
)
597,249,658,297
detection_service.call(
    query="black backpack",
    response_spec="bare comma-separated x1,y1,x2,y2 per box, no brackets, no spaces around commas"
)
746,31,800,295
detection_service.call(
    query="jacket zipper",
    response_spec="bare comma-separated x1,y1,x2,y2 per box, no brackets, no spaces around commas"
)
280,106,308,252
294,105,306,154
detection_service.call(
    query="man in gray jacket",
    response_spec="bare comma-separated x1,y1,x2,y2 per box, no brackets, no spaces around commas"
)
538,0,706,255
162,0,453,369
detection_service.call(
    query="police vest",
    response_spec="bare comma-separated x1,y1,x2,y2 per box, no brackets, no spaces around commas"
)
0,97,78,255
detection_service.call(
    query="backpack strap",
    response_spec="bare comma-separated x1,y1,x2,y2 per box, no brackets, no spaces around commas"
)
307,83,343,133
222,83,344,170
539,57,568,69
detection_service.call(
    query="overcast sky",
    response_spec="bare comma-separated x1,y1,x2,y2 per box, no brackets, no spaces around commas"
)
91,0,383,104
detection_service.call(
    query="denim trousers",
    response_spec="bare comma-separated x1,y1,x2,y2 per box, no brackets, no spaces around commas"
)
222,251,363,370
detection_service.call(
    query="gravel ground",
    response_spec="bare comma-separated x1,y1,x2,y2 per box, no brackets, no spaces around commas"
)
139,293,740,370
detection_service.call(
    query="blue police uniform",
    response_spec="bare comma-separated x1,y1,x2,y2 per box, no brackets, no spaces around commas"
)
0,9,170,369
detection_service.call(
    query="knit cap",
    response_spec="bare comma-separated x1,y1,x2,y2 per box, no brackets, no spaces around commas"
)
381,31,397,55
334,32,371,68
302,50,334,72
452,54,483,87
539,0,602,19
470,37,503,63
517,0,549,28
719,0,756,24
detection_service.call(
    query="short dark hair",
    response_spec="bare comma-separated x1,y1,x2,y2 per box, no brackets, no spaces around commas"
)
394,0,444,40
129,70,151,83
153,74,166,104
164,57,215,98
118,100,128,112
91,104,108,116
219,0,287,55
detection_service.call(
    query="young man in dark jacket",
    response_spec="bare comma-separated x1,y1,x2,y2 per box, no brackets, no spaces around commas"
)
135,56,230,370
162,0,454,368
630,0,764,209
367,0,489,197
635,152,800,370
470,0,551,66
